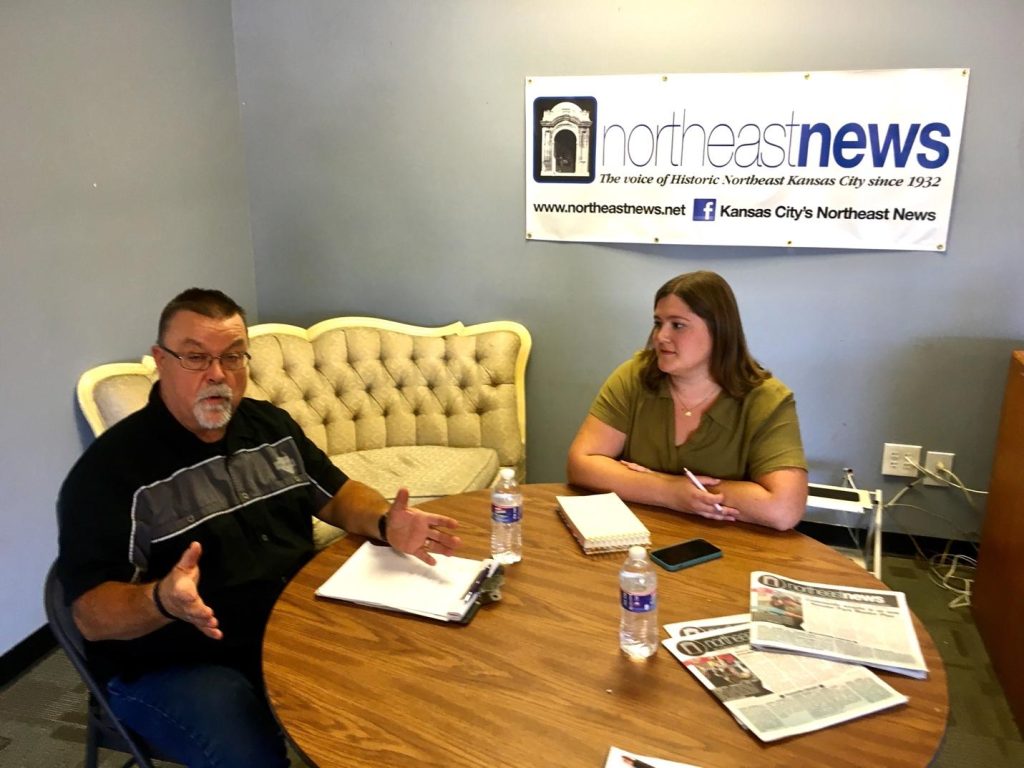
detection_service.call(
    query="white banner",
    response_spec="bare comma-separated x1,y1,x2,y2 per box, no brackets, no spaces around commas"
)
525,69,969,251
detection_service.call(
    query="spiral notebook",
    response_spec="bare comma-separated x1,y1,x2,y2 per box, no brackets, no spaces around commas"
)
556,492,651,554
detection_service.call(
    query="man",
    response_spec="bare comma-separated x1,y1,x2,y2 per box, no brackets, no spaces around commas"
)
57,288,461,767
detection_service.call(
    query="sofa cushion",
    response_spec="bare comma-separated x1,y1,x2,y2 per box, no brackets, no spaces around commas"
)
311,445,499,548
332,445,500,501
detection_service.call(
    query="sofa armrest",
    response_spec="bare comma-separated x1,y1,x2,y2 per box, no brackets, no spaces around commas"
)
77,357,158,437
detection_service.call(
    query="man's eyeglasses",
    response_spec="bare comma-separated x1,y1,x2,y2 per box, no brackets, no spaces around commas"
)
158,345,251,372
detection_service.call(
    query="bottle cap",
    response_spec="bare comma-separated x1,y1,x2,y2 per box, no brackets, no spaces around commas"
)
628,545,647,560
499,467,515,480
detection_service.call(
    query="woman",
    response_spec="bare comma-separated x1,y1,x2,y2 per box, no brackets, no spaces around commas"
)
566,271,807,530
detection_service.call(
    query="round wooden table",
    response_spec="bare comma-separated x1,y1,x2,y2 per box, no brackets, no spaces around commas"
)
264,484,948,767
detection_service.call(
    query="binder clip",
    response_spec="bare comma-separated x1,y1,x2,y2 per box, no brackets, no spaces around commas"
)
478,565,505,605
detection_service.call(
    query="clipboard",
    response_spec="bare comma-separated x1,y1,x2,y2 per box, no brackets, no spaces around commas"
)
315,541,504,624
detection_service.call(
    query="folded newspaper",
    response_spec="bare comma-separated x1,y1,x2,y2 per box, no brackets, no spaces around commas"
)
748,571,928,679
663,615,908,742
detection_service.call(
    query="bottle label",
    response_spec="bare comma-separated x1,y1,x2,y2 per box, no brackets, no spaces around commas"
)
621,590,656,613
491,503,522,524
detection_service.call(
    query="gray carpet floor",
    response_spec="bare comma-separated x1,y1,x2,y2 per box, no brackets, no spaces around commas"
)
1,553,1022,767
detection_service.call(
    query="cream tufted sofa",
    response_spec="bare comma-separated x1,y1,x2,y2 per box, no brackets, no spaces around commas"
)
77,317,531,547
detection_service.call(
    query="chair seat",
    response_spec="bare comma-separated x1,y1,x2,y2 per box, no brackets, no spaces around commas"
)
333,445,499,499
311,446,499,548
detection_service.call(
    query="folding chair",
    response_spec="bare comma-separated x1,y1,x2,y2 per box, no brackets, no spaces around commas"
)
43,561,177,768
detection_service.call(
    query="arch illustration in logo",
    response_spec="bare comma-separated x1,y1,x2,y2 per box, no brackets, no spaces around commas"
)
532,96,597,184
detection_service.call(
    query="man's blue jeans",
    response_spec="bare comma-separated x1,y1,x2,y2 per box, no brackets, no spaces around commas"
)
107,664,290,768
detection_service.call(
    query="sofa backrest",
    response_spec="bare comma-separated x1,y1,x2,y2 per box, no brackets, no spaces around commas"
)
77,317,531,475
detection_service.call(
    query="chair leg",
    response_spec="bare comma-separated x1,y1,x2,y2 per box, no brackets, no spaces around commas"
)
85,716,100,768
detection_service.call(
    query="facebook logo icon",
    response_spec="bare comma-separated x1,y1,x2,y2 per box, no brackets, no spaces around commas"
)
693,199,717,221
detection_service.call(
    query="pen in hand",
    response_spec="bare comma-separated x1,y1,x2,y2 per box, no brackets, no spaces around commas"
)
683,467,724,513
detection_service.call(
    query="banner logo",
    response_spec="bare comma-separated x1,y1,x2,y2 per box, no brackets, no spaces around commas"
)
532,97,598,184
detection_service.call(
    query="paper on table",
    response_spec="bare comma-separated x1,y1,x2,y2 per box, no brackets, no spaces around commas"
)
605,746,700,768
315,541,495,622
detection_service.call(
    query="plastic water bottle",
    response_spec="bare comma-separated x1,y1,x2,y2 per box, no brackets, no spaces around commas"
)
490,467,522,564
619,545,658,659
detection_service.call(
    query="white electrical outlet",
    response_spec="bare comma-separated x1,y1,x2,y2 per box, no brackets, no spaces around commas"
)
923,451,955,486
881,443,921,477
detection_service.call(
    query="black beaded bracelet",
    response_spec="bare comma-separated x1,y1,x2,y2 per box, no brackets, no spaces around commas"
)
377,512,389,543
152,578,176,621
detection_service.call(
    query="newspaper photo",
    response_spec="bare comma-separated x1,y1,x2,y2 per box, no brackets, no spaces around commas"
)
663,621,908,742
749,571,928,678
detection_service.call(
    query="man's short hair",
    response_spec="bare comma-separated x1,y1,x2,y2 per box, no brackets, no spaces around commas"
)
157,288,248,345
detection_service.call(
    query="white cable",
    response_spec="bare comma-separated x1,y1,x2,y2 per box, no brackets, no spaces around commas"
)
886,502,979,551
843,524,861,551
928,552,976,609
904,457,948,486
938,465,988,495
884,507,976,608
836,469,868,564
885,476,924,509
903,457,983,514
938,466,986,516
905,457,987,496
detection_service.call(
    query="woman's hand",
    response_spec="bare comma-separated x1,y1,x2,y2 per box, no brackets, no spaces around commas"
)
670,473,738,521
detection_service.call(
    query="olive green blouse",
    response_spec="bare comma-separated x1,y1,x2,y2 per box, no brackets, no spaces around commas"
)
589,355,807,480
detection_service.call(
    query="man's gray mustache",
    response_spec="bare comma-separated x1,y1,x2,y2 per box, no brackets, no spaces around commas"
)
196,385,233,403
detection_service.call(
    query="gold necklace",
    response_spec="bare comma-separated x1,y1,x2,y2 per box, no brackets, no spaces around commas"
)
674,384,719,417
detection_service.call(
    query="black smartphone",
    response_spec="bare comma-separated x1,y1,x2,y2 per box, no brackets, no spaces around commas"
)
649,538,722,572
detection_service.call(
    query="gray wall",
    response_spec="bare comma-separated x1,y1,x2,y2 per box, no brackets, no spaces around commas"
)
0,1,256,655
233,0,1023,541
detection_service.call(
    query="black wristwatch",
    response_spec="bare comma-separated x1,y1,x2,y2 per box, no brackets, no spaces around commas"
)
377,511,389,543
